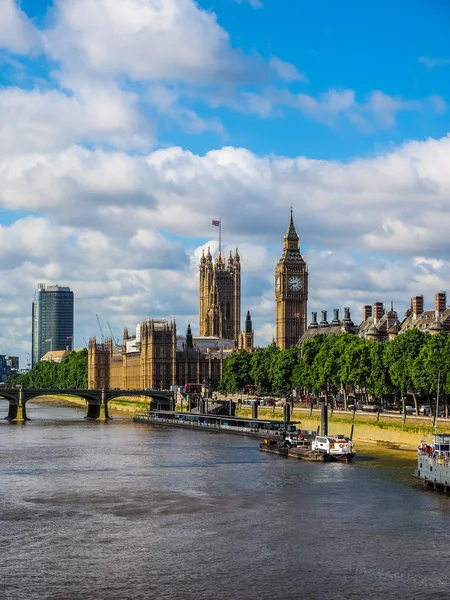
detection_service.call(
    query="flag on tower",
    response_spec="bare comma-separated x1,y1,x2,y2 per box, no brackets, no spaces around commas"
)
294,313,300,317
212,220,220,226
67,336,73,340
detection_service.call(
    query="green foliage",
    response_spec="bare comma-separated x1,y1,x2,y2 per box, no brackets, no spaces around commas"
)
217,330,450,404
6,350,88,389
218,349,252,394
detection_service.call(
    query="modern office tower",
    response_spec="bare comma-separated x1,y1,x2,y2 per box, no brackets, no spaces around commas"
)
32,283,74,367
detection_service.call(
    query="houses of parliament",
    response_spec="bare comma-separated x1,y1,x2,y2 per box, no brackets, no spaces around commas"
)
88,210,308,390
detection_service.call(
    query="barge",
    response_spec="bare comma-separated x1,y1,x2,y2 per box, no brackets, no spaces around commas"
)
413,433,450,491
134,409,303,439
259,439,289,456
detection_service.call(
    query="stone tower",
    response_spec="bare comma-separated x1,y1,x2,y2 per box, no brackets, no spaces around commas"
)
239,310,255,351
275,208,308,349
199,247,241,342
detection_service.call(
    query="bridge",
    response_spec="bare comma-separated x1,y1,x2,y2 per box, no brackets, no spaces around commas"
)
1,388,175,422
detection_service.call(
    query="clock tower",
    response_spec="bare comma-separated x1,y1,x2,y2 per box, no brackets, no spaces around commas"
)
275,208,308,349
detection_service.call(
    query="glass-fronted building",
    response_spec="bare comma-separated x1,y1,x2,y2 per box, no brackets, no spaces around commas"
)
32,284,74,367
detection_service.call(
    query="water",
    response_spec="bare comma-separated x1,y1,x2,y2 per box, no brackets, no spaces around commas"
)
1,402,450,600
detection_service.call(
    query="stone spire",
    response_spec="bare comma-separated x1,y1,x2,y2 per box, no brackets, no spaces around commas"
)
284,205,299,247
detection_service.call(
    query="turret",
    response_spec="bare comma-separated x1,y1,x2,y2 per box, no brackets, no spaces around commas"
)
228,250,234,269
186,323,193,349
245,310,252,333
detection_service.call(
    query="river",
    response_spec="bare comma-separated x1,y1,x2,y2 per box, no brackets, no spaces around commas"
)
1,402,450,600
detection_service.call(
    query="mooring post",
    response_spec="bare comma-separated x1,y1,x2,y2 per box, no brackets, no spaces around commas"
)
252,401,258,420
321,402,328,436
97,389,107,422
11,388,26,423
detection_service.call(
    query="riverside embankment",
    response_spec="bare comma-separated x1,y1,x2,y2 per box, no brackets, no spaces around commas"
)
31,395,446,450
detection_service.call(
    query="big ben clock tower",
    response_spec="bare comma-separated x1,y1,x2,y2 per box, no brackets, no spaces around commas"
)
275,208,308,349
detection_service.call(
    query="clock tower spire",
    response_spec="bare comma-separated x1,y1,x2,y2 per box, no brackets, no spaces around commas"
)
275,207,308,349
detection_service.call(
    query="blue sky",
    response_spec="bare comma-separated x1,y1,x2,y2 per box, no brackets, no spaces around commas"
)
1,0,450,361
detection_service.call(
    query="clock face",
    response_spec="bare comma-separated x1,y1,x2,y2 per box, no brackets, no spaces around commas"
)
288,276,302,292
276,275,280,291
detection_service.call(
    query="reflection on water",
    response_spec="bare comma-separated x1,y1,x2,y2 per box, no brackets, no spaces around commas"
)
1,403,450,600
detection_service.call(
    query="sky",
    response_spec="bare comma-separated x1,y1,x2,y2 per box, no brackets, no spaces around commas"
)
1,0,450,364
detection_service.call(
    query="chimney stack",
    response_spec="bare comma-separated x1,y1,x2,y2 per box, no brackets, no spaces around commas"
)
363,304,372,321
309,312,318,329
412,296,424,318
373,302,384,321
343,307,353,325
320,310,329,326
435,292,446,313
331,309,340,325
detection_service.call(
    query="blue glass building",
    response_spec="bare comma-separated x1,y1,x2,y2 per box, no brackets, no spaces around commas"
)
32,284,74,367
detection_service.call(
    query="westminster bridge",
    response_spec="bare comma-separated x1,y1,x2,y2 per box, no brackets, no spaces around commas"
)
1,388,175,422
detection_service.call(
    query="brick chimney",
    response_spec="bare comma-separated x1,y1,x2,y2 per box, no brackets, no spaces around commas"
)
373,302,384,322
363,304,372,321
412,295,424,319
435,292,446,313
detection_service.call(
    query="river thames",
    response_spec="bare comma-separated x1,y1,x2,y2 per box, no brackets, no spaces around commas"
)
1,402,450,600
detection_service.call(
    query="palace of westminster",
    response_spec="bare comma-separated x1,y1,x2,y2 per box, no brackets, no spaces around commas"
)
88,210,450,390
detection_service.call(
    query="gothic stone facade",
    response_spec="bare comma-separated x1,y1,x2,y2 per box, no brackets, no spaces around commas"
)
88,321,230,391
199,248,241,341
275,209,308,349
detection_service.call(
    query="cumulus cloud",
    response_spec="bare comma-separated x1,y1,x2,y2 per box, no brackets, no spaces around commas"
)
2,135,450,357
0,0,42,54
46,0,254,85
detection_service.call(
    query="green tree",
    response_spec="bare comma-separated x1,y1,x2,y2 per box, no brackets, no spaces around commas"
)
271,346,300,395
218,349,252,394
250,345,280,395
384,329,426,414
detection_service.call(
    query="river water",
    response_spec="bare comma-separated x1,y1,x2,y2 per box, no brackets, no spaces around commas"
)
1,403,450,600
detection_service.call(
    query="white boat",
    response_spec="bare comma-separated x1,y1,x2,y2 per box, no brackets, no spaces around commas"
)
414,434,450,491
311,435,355,462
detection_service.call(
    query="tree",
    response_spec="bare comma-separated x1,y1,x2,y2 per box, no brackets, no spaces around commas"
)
250,345,281,395
271,346,300,395
384,329,426,414
218,349,252,394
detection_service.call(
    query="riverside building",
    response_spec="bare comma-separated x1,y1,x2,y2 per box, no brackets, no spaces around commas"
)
88,246,254,390
32,284,74,367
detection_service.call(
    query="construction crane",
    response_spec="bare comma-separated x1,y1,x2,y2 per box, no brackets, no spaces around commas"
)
96,314,105,342
107,321,120,346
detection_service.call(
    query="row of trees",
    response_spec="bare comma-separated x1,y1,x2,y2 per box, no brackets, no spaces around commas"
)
7,350,88,389
218,330,450,414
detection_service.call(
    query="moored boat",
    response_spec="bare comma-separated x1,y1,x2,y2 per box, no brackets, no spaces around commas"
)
413,434,450,491
311,435,355,462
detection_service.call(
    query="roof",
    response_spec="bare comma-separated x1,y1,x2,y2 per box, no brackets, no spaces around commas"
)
400,308,450,333
41,350,69,361
298,323,359,345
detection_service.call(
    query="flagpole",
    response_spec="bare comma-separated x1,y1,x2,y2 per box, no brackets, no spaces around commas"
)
219,216,222,257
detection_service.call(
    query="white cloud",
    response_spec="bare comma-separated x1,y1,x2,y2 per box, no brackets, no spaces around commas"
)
235,0,264,9
46,0,251,85
419,56,450,69
270,57,307,82
0,85,151,155
0,0,41,54
2,135,450,359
